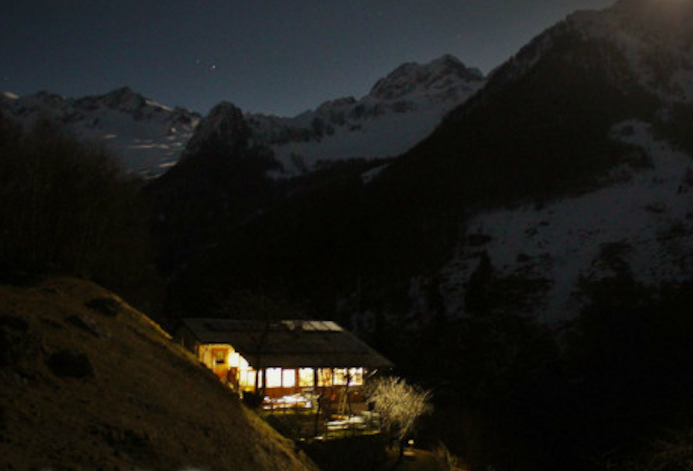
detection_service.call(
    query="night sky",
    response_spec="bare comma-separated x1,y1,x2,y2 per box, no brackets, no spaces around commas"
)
2,0,613,117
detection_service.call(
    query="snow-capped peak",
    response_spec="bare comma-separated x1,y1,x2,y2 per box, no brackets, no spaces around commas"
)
0,87,200,178
97,86,147,111
243,54,486,177
369,54,484,101
2,54,484,179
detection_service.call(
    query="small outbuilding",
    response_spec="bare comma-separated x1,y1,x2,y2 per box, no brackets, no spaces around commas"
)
175,318,393,405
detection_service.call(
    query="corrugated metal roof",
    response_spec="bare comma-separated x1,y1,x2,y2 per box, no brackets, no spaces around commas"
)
180,318,394,369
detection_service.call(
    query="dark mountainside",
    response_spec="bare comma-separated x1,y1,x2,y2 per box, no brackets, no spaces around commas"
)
146,0,693,470
152,0,663,317
146,102,286,278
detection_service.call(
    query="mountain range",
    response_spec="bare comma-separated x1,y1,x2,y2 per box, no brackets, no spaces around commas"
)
0,87,200,178
0,54,484,179
3,0,692,329
149,0,693,329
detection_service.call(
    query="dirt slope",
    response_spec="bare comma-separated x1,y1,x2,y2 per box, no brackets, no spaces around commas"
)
0,277,320,471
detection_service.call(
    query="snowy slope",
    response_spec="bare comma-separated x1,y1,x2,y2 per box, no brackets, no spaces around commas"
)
401,0,693,324
245,55,485,176
0,87,201,178
437,126,693,324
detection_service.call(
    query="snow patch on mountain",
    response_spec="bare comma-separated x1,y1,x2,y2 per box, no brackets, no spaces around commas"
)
1,91,19,101
361,163,390,185
437,120,693,323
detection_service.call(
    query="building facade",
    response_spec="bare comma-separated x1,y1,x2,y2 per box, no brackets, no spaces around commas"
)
176,318,393,403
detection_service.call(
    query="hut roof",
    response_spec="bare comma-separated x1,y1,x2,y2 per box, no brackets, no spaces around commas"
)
179,318,394,369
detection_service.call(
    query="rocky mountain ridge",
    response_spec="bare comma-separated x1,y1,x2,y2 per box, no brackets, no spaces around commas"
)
0,86,201,178
245,54,485,176
1,54,484,179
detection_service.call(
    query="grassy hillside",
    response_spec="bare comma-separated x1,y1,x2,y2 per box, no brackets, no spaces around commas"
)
0,277,319,471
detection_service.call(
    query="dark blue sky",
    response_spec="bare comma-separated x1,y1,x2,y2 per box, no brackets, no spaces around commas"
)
1,0,613,116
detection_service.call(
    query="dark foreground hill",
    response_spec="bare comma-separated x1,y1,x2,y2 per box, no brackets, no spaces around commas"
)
0,277,319,471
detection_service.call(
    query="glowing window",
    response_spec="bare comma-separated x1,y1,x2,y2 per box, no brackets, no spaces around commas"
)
229,352,241,368
240,369,256,389
282,369,296,388
266,368,282,388
349,368,363,386
299,368,314,387
334,368,348,386
317,368,333,387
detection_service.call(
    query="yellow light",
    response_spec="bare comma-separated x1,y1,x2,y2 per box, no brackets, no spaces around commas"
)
299,368,314,387
349,368,364,386
334,368,348,386
282,369,296,388
317,368,333,387
266,368,282,388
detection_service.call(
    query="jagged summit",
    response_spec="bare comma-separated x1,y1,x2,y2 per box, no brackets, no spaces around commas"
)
97,86,148,111
181,101,251,160
205,101,247,128
241,54,486,176
369,54,484,101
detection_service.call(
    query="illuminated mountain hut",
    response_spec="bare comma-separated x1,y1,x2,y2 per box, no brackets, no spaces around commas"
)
175,318,393,402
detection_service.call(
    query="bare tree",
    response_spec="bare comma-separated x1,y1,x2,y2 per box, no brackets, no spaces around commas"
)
366,376,432,464
0,116,154,306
